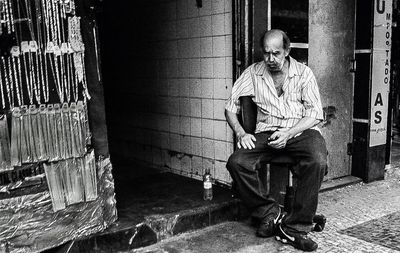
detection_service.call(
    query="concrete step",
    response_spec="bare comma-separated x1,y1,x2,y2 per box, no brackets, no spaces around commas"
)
45,172,248,253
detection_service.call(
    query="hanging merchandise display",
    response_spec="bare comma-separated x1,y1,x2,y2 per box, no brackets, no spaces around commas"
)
44,150,97,212
0,0,94,211
0,1,117,252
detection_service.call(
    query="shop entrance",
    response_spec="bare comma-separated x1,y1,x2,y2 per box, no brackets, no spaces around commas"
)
235,0,355,181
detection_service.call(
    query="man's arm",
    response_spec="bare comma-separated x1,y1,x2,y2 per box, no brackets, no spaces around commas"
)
225,109,256,149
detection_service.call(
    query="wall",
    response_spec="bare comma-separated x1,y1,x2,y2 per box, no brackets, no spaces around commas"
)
103,0,234,184
309,0,355,179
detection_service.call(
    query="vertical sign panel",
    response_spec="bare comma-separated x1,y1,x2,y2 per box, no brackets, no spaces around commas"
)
370,0,392,147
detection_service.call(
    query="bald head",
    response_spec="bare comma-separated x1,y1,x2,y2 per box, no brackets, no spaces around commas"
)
261,29,291,51
261,29,290,72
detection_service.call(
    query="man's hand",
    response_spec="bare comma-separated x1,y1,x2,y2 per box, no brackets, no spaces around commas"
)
267,130,291,149
237,133,256,149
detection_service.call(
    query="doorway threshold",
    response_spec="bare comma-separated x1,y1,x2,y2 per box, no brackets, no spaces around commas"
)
320,175,363,192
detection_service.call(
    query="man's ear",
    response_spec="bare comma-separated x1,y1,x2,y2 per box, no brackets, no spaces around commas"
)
284,48,291,57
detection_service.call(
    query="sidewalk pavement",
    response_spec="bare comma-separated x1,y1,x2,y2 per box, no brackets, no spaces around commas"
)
132,168,400,253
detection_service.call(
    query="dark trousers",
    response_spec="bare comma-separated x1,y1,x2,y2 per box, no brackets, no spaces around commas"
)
226,129,327,232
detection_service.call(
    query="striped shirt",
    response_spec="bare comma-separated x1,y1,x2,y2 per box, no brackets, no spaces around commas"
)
225,56,324,134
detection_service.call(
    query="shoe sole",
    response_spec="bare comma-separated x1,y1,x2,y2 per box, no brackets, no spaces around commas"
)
275,226,318,252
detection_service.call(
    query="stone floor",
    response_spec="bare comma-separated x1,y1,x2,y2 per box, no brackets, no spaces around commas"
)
131,170,400,253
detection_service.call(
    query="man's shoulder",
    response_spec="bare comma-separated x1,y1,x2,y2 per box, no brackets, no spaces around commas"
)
290,57,312,75
243,61,265,74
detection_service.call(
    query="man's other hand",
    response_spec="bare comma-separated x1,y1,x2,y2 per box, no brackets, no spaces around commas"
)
237,133,256,149
267,131,291,149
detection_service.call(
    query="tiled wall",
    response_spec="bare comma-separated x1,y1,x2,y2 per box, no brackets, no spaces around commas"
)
124,0,234,184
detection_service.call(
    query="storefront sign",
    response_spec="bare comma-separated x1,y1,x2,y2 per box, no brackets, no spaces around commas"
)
370,0,392,147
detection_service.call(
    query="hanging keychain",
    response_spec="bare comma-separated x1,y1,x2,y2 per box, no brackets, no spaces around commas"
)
61,102,72,159
69,102,79,157
29,105,40,162
54,103,63,160
11,46,23,106
20,105,32,164
38,104,48,161
10,107,21,167
0,114,11,172
46,104,56,161
44,162,66,211
84,150,97,201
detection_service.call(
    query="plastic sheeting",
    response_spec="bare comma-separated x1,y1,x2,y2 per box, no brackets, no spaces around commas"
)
0,157,117,253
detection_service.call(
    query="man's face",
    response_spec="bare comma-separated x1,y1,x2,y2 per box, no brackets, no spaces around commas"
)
262,36,289,72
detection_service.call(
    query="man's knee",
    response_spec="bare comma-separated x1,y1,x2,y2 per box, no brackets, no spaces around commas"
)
308,152,328,174
226,152,246,171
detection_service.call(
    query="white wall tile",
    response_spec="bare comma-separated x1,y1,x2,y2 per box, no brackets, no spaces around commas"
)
191,137,203,156
213,36,226,57
162,149,171,168
200,58,214,78
225,57,233,78
212,14,225,36
170,116,180,133
199,16,212,36
215,160,229,183
187,0,199,17
178,39,190,58
212,0,225,14
167,98,180,115
189,79,202,98
214,140,227,161
190,98,202,117
191,117,202,137
178,59,190,77
176,20,189,39
226,122,234,142
166,41,178,58
187,18,200,38
201,99,214,119
202,138,215,159
213,78,226,99
181,155,192,173
226,142,234,160
160,132,170,149
168,79,180,97
177,0,188,19
180,116,191,135
167,59,178,78
201,79,214,98
225,13,232,35
179,79,190,97
191,156,203,176
180,98,191,116
214,99,226,120
225,35,232,57
171,156,182,170
189,38,201,58
200,37,213,57
225,0,232,13
180,135,191,154
213,57,226,78
199,0,212,16
189,58,201,78
170,133,181,152
201,119,214,139
213,120,226,140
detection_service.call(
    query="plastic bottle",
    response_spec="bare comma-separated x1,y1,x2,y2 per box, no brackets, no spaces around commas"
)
203,168,213,200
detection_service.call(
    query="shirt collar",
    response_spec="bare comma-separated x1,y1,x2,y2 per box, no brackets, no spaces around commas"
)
255,56,301,78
